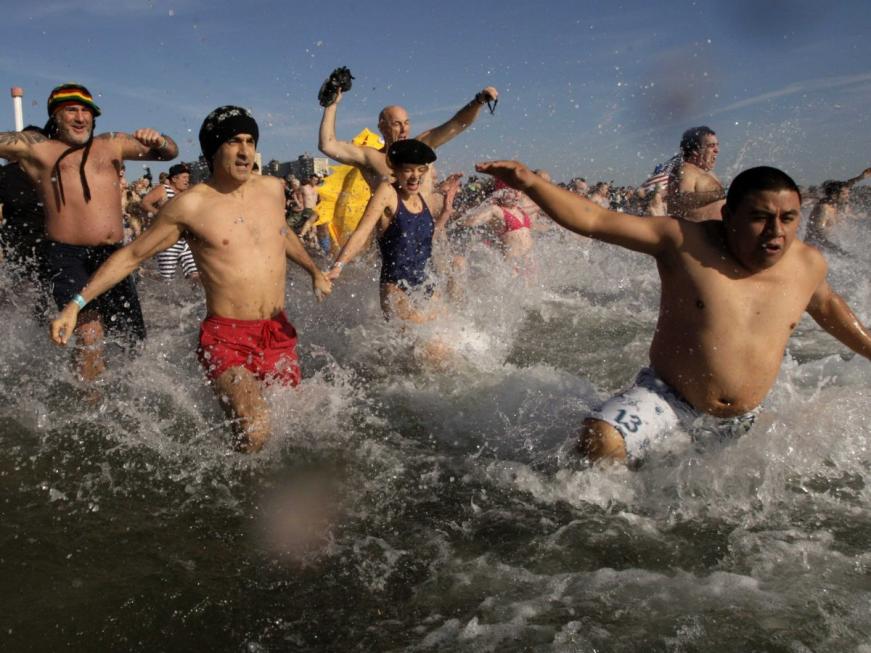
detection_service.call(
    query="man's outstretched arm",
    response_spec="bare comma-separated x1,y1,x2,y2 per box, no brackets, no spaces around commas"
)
318,90,373,168
476,160,673,257
105,129,178,162
0,129,47,163
842,166,871,188
416,86,498,149
806,278,871,359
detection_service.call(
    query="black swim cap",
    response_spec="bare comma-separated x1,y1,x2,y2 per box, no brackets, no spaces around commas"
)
198,106,259,169
387,139,436,167
168,163,190,178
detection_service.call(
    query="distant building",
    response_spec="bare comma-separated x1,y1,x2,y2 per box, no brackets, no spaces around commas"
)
264,159,292,179
189,153,329,184
286,153,330,179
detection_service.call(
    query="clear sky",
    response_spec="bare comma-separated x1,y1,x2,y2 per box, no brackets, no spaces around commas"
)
2,0,870,186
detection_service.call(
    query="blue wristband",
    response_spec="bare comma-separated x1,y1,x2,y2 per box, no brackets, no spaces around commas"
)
72,293,87,309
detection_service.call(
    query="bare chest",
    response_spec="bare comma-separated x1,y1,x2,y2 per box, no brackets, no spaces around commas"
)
191,199,286,254
666,256,812,332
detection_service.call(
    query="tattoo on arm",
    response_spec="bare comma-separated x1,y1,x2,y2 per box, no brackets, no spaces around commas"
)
0,131,48,146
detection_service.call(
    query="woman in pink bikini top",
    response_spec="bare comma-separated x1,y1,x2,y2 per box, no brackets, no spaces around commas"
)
459,183,535,260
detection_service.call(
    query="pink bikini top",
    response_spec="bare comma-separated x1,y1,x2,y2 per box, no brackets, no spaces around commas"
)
500,206,531,233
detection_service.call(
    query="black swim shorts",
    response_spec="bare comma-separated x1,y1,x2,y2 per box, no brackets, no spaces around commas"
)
43,240,146,346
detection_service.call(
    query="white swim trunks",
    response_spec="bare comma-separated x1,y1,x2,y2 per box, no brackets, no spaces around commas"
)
589,367,758,462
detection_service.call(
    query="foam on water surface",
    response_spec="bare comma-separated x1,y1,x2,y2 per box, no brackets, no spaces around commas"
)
1,217,869,651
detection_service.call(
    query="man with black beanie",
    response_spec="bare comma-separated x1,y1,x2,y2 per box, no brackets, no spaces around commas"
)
51,106,332,454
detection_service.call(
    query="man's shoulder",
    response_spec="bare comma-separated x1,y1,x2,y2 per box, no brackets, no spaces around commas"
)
94,131,123,141
255,174,284,191
143,183,166,198
92,132,130,148
169,183,208,213
793,238,827,268
677,161,703,180
674,217,722,252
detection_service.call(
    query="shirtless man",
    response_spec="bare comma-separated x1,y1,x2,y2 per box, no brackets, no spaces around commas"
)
0,83,178,380
297,174,327,252
141,163,198,280
284,176,305,231
51,106,332,453
805,167,871,247
318,79,498,191
477,160,871,466
668,126,726,222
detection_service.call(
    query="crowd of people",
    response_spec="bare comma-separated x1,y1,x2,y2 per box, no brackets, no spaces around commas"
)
0,77,869,465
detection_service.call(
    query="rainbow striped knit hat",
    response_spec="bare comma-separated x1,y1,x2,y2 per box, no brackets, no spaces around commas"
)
46,83,102,117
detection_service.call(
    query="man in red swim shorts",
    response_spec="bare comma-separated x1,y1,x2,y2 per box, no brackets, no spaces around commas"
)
198,312,302,386
51,106,332,452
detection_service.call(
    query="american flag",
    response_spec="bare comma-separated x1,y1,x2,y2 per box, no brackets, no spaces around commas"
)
641,155,681,193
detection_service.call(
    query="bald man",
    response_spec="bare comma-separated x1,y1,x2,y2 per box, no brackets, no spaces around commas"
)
318,81,498,191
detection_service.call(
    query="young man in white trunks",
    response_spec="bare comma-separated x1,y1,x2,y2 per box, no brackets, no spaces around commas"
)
477,160,871,466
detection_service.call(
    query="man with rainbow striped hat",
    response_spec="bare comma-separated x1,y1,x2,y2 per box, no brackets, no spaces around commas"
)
0,82,179,381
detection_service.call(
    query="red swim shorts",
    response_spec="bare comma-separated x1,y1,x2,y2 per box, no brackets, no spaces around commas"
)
197,312,301,386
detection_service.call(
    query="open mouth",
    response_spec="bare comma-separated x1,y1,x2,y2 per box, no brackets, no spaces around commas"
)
762,242,782,254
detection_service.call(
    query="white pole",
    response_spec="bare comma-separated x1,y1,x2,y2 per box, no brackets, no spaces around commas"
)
11,87,24,131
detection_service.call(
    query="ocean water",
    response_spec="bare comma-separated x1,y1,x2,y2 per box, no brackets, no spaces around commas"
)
1,216,869,652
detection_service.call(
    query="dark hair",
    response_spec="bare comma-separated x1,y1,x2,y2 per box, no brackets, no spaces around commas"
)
168,163,190,178
679,126,716,157
821,180,846,199
387,139,436,167
726,166,801,209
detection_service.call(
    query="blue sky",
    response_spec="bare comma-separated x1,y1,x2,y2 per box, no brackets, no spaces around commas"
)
2,0,870,186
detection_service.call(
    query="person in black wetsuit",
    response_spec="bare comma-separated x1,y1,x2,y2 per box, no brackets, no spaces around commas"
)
0,126,46,280
326,139,454,323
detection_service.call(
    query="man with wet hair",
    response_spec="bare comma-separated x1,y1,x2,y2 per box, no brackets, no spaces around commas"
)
0,82,178,380
476,160,871,467
318,79,499,191
668,125,726,222
51,106,332,453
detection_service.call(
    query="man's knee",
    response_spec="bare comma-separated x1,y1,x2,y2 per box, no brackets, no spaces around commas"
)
580,418,627,463
214,367,270,453
74,316,105,346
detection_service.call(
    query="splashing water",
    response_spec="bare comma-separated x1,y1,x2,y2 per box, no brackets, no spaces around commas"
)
1,219,869,650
